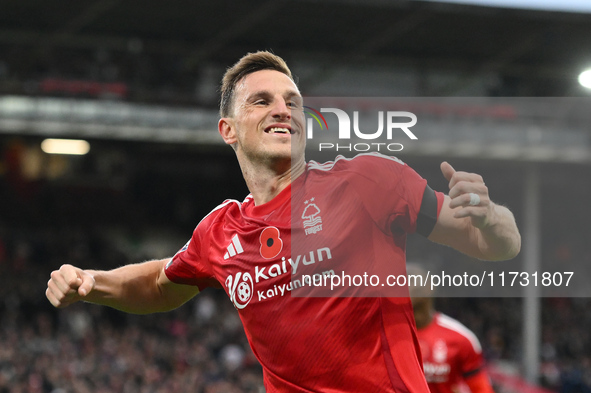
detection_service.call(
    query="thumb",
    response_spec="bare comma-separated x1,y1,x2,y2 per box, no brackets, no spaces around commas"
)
77,273,95,297
440,161,456,183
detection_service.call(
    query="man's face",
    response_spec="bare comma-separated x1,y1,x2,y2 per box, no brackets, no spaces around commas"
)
223,69,306,167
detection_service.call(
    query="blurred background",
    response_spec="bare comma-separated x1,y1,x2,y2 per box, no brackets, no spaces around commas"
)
1,0,591,392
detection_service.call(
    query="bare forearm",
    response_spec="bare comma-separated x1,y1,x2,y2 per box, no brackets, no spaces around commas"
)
429,199,521,261
47,259,199,312
84,259,170,314
475,203,521,261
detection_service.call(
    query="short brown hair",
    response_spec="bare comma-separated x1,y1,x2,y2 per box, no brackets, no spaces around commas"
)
220,51,294,117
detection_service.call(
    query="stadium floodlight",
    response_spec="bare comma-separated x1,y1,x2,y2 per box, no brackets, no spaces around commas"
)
578,69,591,89
41,139,90,155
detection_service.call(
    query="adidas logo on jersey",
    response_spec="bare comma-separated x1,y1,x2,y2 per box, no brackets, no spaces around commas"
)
224,234,244,260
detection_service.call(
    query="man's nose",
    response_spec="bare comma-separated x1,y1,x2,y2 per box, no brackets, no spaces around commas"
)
270,99,291,119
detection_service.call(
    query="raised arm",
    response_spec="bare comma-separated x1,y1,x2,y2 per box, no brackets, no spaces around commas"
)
46,259,200,314
428,162,521,261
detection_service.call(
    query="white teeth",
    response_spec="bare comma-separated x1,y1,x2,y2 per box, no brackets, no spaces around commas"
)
268,127,290,134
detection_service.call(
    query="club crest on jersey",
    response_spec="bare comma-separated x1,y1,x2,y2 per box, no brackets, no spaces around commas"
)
302,198,323,235
259,227,283,259
226,272,254,309
433,339,448,363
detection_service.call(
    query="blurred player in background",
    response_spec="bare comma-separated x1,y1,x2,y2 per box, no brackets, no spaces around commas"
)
408,264,495,393
46,51,520,392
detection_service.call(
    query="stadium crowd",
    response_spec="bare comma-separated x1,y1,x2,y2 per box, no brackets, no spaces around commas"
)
0,226,264,393
0,222,590,392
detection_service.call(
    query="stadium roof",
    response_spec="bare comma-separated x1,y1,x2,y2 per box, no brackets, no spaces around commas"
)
2,0,591,96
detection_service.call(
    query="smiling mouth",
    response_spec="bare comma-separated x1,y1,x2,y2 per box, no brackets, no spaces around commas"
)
265,126,294,135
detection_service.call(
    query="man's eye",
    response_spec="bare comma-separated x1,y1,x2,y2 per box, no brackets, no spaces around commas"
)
254,100,267,105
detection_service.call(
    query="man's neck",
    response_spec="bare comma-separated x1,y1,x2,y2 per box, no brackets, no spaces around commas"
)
240,158,306,206
415,308,435,329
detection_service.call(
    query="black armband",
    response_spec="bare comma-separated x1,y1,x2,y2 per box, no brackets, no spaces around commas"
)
416,184,438,237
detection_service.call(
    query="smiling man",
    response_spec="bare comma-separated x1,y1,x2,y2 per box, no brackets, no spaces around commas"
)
218,64,307,205
46,51,521,392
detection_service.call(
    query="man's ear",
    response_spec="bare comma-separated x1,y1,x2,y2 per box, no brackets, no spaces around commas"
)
218,118,237,146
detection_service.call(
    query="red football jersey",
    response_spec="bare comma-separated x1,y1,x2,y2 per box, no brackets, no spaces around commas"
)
416,312,488,393
165,153,444,392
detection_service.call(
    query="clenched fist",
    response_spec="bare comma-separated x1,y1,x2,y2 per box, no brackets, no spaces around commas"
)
46,264,95,308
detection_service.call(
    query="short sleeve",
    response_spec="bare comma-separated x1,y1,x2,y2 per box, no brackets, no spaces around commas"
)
164,224,218,290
